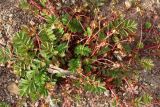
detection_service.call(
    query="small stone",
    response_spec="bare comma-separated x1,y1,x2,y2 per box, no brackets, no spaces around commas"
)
15,80,19,83
2,16,8,21
118,92,123,96
125,0,132,9
7,82,19,95
9,17,13,23
30,20,35,26
104,90,110,97
9,14,13,18
123,93,126,96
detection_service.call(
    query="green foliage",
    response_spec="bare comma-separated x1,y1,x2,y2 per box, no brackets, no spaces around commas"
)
144,21,152,29
19,69,49,100
19,0,30,9
123,44,132,54
0,47,10,63
39,0,47,6
40,41,56,60
0,102,10,107
83,58,93,72
61,14,70,25
103,69,125,86
108,17,137,38
68,18,83,33
140,58,154,71
75,45,91,57
84,27,92,36
134,94,153,107
56,43,68,57
98,32,106,41
137,42,144,49
97,46,110,56
68,59,81,73
11,32,35,74
13,31,34,55
45,15,57,25
40,27,57,42
83,76,106,93
111,98,118,107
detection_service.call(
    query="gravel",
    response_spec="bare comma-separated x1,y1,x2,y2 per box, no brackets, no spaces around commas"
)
0,0,36,46
0,66,17,104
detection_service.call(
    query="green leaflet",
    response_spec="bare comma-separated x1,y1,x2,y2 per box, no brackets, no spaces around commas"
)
68,18,83,33
144,21,152,29
12,31,34,71
68,59,81,73
140,58,154,71
0,47,10,63
61,14,70,25
108,17,137,38
137,42,144,49
75,45,91,57
40,27,57,42
97,46,110,56
134,94,153,107
19,69,49,101
19,0,30,10
56,42,68,57
61,13,82,33
0,102,10,107
13,31,34,55
39,0,47,7
42,14,57,25
83,58,93,73
40,41,56,59
83,76,106,93
84,27,92,37
123,44,131,54
98,32,106,41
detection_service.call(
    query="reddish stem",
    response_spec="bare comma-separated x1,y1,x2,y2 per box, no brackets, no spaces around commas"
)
141,44,160,51
28,0,43,11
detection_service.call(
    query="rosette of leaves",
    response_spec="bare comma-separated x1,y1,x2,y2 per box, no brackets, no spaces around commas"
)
140,58,154,71
0,5,140,100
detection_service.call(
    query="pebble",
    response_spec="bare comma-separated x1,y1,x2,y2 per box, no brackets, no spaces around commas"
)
104,90,110,97
2,16,9,21
9,14,13,18
30,20,35,26
118,92,123,96
7,82,19,95
125,0,132,9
